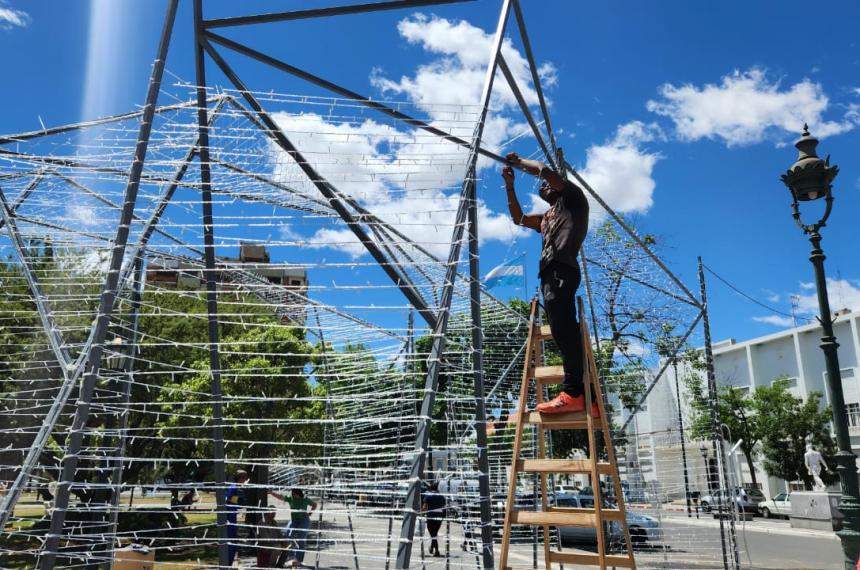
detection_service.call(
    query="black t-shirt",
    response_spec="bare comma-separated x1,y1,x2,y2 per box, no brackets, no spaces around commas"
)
422,491,446,520
539,180,589,276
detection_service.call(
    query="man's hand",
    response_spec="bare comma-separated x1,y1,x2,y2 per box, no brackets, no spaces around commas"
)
502,165,515,189
505,152,522,167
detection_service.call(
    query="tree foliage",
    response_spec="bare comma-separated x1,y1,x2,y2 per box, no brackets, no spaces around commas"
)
685,371,837,488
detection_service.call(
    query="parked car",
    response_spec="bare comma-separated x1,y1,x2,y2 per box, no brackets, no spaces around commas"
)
700,487,765,514
554,493,662,545
759,492,791,519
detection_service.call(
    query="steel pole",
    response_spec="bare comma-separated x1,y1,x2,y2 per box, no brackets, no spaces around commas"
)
193,1,230,567
673,359,693,517
105,258,146,569
698,257,739,570
39,3,179,566
395,1,511,565
806,231,860,568
466,168,494,570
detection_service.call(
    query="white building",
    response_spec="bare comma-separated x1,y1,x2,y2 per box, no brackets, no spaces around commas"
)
620,308,860,501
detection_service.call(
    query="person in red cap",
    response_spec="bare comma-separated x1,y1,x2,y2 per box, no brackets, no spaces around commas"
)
503,153,597,417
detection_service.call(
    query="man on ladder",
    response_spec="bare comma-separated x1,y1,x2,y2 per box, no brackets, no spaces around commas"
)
502,152,598,417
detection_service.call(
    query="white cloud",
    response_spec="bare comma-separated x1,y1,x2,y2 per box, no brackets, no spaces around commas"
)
266,13,552,258
525,121,662,219
67,203,100,228
580,122,662,215
647,68,860,146
371,13,553,155
752,315,794,327
795,278,860,314
269,110,527,259
763,290,781,303
0,2,29,30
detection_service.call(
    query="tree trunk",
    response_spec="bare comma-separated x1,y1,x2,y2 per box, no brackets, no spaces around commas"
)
743,449,757,486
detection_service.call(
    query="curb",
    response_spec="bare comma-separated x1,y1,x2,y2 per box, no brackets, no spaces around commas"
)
663,517,840,540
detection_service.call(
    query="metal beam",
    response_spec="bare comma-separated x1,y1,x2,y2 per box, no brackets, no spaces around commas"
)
466,164,495,570
200,37,438,328
0,172,45,232
39,2,179,566
565,160,703,308
619,310,703,432
0,97,221,146
510,0,558,159
0,184,75,530
396,1,511,566
203,0,474,29
104,258,146,569
194,1,230,566
497,54,555,169
203,30,510,165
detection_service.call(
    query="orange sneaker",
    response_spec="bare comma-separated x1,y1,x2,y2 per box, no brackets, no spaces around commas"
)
536,392,584,414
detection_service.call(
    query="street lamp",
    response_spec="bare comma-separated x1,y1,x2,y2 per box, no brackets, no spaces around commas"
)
781,125,860,568
700,446,710,493
105,336,128,372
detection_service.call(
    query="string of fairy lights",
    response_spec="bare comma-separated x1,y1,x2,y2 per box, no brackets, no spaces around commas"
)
0,86,731,568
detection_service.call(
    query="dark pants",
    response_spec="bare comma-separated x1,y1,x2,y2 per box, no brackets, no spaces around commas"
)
541,261,588,398
427,518,442,554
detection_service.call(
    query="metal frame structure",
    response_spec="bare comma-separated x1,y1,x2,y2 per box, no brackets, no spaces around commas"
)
0,1,739,568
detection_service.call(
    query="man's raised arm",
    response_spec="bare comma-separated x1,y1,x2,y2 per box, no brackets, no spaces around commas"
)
503,165,542,232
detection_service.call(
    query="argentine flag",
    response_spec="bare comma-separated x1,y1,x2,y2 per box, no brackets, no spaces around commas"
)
484,255,525,289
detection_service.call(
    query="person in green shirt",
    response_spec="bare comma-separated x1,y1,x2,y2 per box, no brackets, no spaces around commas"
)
270,488,317,567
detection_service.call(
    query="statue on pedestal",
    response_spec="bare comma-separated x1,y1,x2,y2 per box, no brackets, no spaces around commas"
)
804,443,830,491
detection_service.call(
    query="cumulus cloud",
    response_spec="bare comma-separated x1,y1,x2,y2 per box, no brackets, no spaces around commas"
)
647,68,860,146
269,110,527,259
526,121,662,219
266,13,552,258
795,278,860,315
0,1,29,30
752,315,795,327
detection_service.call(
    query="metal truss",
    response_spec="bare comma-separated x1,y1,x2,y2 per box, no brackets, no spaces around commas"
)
0,1,724,568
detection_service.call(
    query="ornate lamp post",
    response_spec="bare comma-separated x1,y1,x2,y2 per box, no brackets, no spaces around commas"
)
781,125,860,568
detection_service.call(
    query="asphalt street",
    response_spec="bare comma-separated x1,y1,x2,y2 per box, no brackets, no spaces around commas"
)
251,500,845,569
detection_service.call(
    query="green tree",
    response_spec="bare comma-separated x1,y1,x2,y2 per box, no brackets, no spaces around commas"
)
686,372,837,489
758,379,837,489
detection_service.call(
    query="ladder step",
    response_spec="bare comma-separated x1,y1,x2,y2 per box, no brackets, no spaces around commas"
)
550,507,625,521
534,365,563,384
549,550,636,567
510,508,624,527
524,410,604,429
517,459,612,474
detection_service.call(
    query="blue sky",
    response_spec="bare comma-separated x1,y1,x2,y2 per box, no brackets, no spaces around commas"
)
2,0,860,345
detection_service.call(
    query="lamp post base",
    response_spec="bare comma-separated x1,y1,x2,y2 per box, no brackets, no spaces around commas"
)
836,495,860,569
835,449,860,569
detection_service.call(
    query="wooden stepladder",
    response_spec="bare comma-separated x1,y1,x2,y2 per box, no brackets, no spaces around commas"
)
498,296,636,570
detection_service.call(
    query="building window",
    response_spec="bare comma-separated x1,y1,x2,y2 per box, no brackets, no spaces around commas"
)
789,481,806,492
773,377,797,388
847,403,860,428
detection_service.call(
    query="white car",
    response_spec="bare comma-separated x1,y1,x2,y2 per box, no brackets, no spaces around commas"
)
759,492,791,519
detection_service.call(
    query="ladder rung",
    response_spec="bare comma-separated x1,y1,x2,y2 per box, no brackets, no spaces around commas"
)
516,459,612,474
510,509,623,526
549,550,635,567
533,365,563,384
550,507,625,521
524,410,604,429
